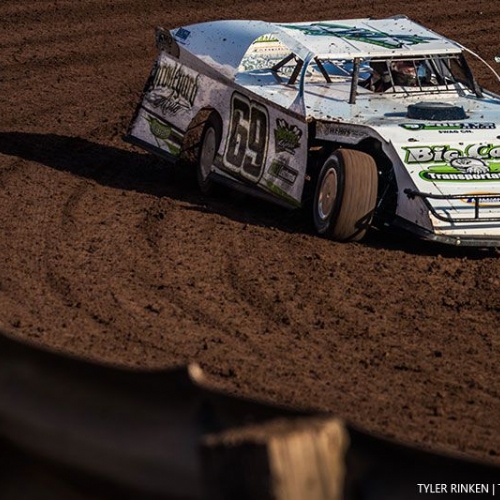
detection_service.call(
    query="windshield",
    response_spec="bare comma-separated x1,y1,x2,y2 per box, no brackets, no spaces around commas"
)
310,54,481,97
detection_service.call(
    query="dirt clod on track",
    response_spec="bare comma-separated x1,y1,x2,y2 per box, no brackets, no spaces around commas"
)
2,0,500,465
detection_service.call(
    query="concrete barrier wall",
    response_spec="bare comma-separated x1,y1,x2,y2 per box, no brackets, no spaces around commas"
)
0,330,498,499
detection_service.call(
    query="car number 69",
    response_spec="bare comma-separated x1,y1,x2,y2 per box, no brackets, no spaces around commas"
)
224,93,269,182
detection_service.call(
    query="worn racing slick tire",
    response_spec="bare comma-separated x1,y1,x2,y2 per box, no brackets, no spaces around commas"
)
313,148,378,241
197,114,222,195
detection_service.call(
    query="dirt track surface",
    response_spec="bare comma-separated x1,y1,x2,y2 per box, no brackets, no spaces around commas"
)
2,0,500,465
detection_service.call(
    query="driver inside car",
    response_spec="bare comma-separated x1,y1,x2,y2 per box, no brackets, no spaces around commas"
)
391,60,419,86
393,60,435,86
364,60,433,91
363,60,392,92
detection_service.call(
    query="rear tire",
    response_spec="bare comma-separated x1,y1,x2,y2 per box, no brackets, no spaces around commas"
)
197,115,221,195
313,149,378,241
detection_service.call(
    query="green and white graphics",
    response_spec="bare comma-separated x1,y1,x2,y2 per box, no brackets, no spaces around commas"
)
274,118,302,155
146,114,183,155
281,23,436,48
146,61,199,115
403,143,500,182
400,122,496,132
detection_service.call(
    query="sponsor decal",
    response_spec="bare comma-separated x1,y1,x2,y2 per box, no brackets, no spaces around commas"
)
146,62,199,115
146,115,182,155
281,23,436,49
400,122,496,132
274,119,302,155
315,122,368,142
404,143,500,164
174,27,191,42
460,192,500,206
403,144,500,182
268,159,298,184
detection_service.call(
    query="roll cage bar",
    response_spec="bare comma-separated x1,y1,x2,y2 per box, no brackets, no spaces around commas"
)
270,51,483,103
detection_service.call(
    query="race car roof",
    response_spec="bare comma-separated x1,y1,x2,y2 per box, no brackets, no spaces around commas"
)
172,16,463,78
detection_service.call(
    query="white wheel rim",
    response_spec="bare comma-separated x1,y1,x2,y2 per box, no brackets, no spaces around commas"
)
317,168,337,220
200,127,216,181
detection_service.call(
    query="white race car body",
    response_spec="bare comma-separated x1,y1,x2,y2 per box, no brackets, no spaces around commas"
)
126,16,500,246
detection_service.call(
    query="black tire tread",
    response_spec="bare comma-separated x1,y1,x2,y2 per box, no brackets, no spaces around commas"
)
331,149,378,241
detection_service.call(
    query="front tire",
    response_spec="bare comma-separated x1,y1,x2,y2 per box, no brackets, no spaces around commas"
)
313,149,378,241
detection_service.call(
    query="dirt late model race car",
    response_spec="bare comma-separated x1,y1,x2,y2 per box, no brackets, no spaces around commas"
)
125,15,500,246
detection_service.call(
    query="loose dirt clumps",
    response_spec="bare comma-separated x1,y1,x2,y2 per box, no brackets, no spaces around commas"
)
1,0,500,465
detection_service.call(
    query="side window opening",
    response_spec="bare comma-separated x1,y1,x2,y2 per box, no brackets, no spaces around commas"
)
358,55,479,95
360,58,436,92
237,40,481,99
238,34,297,82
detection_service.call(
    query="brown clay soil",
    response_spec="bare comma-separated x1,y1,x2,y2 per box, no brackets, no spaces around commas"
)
1,0,500,467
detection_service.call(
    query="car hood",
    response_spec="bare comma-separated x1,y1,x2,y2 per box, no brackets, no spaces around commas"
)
373,93,500,236
371,93,500,197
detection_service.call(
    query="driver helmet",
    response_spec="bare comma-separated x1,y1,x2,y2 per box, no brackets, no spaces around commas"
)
391,61,418,86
